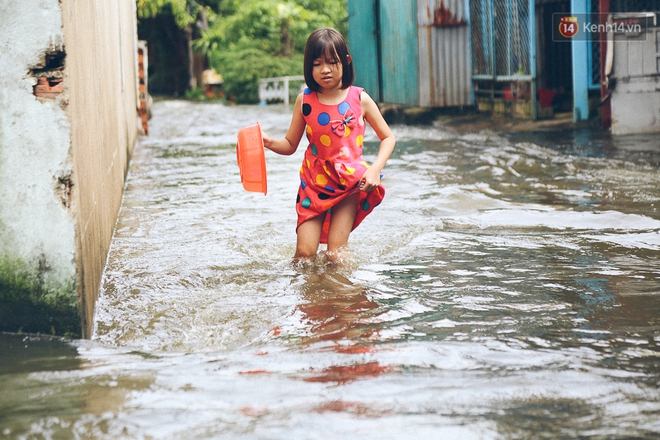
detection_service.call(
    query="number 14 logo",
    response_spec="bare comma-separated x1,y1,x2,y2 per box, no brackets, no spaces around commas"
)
559,16,579,38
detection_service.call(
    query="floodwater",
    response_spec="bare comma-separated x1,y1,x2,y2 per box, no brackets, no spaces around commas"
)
2,99,660,439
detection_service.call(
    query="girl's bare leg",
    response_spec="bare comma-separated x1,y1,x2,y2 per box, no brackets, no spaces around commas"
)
294,214,324,261
326,193,358,262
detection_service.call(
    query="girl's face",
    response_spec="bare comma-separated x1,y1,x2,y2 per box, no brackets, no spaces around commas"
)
312,50,344,91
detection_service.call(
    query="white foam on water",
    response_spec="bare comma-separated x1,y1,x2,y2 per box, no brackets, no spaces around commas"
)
582,231,660,250
455,206,660,231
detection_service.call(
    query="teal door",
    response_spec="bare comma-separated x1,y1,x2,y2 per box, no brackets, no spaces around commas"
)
347,0,380,97
379,0,419,105
348,0,419,105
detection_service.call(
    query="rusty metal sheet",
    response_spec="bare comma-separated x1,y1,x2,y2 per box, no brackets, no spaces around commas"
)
418,0,472,107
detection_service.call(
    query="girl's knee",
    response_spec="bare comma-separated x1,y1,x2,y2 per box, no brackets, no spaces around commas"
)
295,237,320,260
294,245,317,260
295,215,324,260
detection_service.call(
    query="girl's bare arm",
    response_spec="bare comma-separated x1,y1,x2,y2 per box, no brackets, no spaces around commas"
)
262,94,306,156
360,91,396,190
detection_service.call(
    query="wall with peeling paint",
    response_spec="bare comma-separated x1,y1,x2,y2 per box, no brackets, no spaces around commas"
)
0,0,140,337
609,18,660,135
347,0,473,107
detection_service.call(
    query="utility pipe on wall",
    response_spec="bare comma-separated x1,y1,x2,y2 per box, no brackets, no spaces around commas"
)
571,0,590,122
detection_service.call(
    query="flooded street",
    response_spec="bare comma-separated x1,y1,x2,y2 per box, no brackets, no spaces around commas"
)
2,99,660,439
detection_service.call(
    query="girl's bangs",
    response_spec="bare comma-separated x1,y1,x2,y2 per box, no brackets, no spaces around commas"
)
313,44,340,63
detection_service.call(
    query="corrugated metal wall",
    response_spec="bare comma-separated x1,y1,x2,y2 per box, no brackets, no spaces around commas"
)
348,0,473,107
417,0,472,106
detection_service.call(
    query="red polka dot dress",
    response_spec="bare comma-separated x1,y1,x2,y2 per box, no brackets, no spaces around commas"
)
297,86,385,243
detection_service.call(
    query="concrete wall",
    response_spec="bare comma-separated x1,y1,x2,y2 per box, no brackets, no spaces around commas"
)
610,21,660,135
0,0,140,337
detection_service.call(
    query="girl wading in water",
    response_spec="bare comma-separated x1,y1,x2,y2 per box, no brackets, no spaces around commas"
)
263,28,395,263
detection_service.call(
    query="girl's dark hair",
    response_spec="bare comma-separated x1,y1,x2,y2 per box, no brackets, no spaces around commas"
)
303,28,354,92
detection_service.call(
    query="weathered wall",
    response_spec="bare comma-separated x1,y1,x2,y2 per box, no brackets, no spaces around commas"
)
0,1,78,335
0,0,139,337
610,22,660,135
61,1,140,337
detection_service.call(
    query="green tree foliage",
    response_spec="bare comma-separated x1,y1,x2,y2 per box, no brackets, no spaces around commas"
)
137,0,198,28
137,0,347,103
214,48,303,104
197,1,345,56
137,0,238,27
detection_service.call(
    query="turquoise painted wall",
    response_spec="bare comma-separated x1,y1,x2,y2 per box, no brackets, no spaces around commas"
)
347,0,380,99
348,0,420,106
379,0,419,106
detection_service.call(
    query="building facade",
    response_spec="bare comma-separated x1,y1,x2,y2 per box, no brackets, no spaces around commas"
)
0,0,142,337
347,0,659,133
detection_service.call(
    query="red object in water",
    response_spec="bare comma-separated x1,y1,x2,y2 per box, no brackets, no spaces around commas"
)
304,361,391,384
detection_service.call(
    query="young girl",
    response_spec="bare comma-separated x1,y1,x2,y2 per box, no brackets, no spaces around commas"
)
263,28,395,262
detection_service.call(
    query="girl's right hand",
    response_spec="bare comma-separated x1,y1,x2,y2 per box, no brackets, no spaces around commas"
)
262,132,273,150
359,167,382,192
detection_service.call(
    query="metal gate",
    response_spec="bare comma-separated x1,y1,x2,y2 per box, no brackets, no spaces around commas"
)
470,0,537,117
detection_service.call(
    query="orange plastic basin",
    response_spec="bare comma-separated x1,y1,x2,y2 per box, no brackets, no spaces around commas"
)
236,122,267,195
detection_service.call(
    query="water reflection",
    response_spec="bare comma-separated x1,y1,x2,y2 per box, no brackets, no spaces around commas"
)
494,396,604,439
0,334,79,375
293,263,389,384
298,268,380,345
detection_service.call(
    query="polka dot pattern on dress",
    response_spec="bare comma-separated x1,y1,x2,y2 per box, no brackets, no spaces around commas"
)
296,86,385,244
318,112,330,126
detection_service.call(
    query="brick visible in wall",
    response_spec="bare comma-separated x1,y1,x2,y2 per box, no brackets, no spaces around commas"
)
30,49,65,99
34,77,64,98
137,47,149,135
